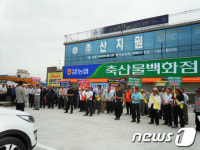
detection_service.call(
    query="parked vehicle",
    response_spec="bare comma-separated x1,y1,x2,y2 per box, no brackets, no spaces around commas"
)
0,108,37,150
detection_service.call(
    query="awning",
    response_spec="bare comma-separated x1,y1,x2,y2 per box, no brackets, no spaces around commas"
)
59,77,200,83
40,81,47,85
182,77,200,83
142,78,162,83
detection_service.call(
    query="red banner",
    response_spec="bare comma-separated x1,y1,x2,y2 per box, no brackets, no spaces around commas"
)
79,80,90,88
32,77,41,85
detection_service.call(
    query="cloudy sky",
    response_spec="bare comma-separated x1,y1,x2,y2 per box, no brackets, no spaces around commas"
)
0,0,200,81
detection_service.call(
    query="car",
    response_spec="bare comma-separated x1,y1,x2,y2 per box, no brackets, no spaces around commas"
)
0,107,37,150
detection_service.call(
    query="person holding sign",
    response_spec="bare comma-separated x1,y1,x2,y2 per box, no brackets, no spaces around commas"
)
148,88,161,125
162,88,173,127
171,87,185,128
113,85,123,120
193,88,200,132
131,87,142,123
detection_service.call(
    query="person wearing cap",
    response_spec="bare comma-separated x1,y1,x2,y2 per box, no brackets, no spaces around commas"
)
148,88,161,125
171,87,185,128
84,87,93,116
139,89,147,116
125,88,132,115
65,86,74,114
113,85,123,120
181,89,189,125
193,88,200,132
159,88,167,119
33,84,41,110
131,87,142,123
104,87,114,114
0,83,7,101
15,81,26,111
162,88,173,126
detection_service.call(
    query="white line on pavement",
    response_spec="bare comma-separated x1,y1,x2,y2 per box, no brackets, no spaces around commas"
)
36,143,57,150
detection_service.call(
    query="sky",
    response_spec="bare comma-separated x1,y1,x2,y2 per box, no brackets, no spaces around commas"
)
0,0,200,82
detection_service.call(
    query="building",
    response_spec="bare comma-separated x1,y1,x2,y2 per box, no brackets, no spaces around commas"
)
17,69,30,78
46,66,58,84
62,9,200,100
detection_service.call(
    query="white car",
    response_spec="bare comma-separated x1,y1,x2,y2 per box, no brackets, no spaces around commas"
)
0,108,37,150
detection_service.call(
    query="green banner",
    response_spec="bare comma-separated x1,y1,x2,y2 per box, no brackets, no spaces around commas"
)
127,77,142,87
88,57,200,78
167,77,182,87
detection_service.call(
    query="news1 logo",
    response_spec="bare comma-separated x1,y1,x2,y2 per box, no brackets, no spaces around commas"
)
132,128,196,147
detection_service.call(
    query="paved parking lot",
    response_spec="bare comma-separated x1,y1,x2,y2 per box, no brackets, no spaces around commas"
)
17,107,200,150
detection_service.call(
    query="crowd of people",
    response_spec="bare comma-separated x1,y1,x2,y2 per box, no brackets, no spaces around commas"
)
0,82,200,132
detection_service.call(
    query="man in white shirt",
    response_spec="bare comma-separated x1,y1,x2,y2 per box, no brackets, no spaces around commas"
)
79,88,86,112
148,88,161,125
104,87,114,114
33,85,41,110
59,87,64,109
162,88,173,126
84,87,93,116
28,85,34,108
0,84,7,101
181,89,189,125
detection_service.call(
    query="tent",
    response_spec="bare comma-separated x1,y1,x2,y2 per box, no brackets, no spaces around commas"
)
40,81,47,86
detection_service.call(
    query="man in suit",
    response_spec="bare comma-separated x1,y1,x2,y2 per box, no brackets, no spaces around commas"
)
15,81,26,111
46,86,55,109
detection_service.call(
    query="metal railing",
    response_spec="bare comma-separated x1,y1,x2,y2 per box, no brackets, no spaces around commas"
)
64,8,200,44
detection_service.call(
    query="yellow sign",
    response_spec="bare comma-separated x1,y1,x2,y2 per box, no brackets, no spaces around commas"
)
48,72,63,86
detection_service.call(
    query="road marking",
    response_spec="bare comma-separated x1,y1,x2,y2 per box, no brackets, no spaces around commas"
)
36,143,57,150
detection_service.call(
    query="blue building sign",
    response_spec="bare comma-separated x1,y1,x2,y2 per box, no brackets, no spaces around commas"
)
63,64,101,79
65,23,200,66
